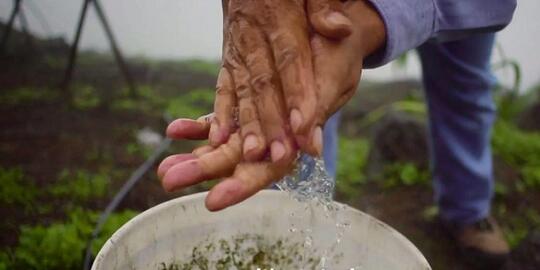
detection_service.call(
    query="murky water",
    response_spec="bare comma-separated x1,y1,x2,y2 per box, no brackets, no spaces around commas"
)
276,154,353,270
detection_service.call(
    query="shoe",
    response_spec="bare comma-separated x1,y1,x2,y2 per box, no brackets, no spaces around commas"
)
444,216,510,269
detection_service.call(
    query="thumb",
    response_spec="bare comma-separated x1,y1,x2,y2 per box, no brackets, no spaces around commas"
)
307,0,352,39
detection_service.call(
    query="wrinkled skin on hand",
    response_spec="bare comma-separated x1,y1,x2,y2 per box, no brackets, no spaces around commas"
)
213,0,355,162
158,0,385,211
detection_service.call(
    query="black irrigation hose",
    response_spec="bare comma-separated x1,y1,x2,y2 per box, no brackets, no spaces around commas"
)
83,136,172,270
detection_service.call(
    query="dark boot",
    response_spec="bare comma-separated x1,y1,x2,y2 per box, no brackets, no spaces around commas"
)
444,216,510,269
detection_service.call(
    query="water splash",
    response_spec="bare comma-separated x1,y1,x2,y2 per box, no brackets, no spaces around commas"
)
276,154,352,269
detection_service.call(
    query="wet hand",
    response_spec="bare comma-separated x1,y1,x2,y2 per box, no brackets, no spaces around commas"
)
158,116,297,211
211,0,355,161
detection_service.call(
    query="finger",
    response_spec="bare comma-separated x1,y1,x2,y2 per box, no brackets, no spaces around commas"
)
205,154,296,211
157,154,197,179
192,145,215,157
161,133,243,192
232,21,297,164
211,68,236,146
307,0,352,39
225,34,267,161
267,9,320,156
166,114,213,140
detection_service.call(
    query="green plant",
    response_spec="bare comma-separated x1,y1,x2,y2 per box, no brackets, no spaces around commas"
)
0,250,12,270
336,137,369,198
72,85,101,109
0,167,37,209
125,142,152,159
183,59,220,76
360,100,427,128
111,85,166,113
501,208,540,248
48,169,109,202
0,87,59,106
166,88,214,119
492,121,540,189
12,208,138,270
381,162,430,188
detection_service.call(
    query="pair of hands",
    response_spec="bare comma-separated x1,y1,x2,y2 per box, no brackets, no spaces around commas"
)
158,0,385,211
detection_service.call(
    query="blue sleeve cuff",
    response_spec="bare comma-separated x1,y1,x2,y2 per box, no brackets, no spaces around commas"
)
363,0,437,68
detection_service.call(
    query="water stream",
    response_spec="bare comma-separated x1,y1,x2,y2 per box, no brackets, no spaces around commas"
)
276,154,357,270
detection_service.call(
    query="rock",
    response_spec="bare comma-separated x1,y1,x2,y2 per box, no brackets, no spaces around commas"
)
341,79,423,136
365,110,429,179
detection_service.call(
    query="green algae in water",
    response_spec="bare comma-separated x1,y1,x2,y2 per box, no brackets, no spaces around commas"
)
158,234,339,270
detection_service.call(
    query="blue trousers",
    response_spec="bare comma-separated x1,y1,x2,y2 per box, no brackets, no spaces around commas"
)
323,33,497,225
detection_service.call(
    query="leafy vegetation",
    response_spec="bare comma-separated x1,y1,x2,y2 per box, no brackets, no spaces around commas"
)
492,121,540,189
381,162,430,188
0,87,59,106
2,209,138,270
72,85,101,110
0,167,37,210
166,88,214,119
48,169,110,202
182,59,220,76
496,205,540,248
336,137,369,198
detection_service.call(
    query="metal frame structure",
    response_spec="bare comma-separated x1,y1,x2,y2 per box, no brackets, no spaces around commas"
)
2,2,168,268
1,0,137,99
0,0,22,53
63,0,137,99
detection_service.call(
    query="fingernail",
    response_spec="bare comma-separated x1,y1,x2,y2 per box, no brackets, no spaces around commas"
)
290,109,303,133
243,135,259,154
271,141,286,162
327,11,349,26
313,126,323,157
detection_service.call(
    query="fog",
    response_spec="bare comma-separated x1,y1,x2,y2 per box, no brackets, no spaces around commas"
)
1,0,539,90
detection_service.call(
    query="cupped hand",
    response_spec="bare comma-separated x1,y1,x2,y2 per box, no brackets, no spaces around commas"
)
158,116,297,211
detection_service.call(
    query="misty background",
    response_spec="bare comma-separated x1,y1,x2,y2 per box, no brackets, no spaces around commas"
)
1,0,539,90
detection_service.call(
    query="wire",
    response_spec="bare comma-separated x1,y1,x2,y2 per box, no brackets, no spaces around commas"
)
83,114,173,270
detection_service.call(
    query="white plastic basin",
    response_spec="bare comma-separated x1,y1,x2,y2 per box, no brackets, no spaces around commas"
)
92,190,431,270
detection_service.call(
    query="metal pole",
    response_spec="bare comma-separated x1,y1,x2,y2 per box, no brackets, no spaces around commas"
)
1,0,22,54
26,0,53,36
61,0,92,100
18,5,35,50
92,0,138,99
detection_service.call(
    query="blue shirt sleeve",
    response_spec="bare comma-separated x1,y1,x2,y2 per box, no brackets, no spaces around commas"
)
363,0,517,68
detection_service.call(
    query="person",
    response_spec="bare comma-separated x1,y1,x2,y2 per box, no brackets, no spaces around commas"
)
157,0,517,268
